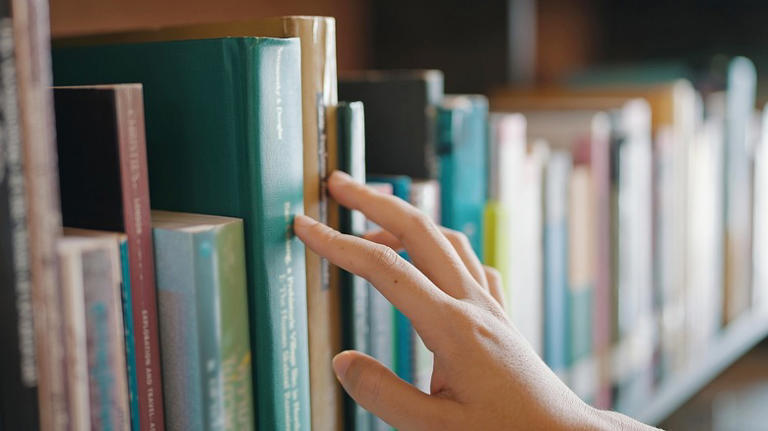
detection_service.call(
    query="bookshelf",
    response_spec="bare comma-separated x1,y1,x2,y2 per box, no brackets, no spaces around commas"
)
622,309,768,426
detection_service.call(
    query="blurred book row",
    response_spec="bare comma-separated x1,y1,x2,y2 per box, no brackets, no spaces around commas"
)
3,3,767,431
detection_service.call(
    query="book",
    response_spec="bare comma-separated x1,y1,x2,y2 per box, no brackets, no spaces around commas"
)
723,57,757,324
543,151,571,379
53,84,163,430
330,101,369,431
366,175,413,385
364,181,395,431
339,70,444,178
53,37,310,430
1,0,64,429
57,235,131,431
438,95,488,260
753,103,768,313
63,228,140,431
408,179,440,395
57,18,342,427
152,211,254,431
485,113,527,305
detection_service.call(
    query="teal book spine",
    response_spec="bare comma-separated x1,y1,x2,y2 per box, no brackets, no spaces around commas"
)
154,228,205,430
437,95,488,261
367,176,413,384
54,37,310,430
337,101,371,431
118,240,140,431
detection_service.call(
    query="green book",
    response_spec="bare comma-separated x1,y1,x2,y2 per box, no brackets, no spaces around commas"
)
152,211,254,431
333,101,370,431
53,37,310,430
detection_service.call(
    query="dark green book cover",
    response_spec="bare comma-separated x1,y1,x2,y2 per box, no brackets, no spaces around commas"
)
53,37,310,430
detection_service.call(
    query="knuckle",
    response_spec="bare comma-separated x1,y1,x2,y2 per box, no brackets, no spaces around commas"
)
483,265,502,282
405,209,434,234
367,244,401,272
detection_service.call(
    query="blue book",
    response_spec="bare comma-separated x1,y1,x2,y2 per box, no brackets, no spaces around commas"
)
367,175,413,384
543,152,571,376
437,95,489,260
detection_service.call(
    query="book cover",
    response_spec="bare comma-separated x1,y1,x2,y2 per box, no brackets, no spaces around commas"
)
63,228,140,431
366,175,413,385
753,103,768,313
58,235,131,431
58,17,341,426
364,181,395,431
331,101,371,431
2,0,64,428
408,179,440,395
53,84,164,430
438,95,488,260
152,211,255,431
543,151,571,378
340,70,444,179
53,37,310,430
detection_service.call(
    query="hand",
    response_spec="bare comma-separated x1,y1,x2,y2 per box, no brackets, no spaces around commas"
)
293,170,657,431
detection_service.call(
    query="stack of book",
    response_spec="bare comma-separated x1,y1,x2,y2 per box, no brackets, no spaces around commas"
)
2,4,768,430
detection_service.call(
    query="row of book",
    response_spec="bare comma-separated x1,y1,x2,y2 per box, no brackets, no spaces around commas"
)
4,5,767,431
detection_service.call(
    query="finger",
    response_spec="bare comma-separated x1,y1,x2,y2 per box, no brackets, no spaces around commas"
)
333,351,458,431
441,229,488,289
484,265,506,310
365,227,488,290
328,171,477,300
362,229,402,251
294,214,448,337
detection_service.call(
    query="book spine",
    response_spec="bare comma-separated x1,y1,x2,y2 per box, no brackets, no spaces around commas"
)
0,13,39,429
115,87,164,430
337,102,371,431
543,152,570,376
195,231,225,430
215,221,255,431
11,0,65,426
82,245,130,431
245,39,311,430
118,239,140,431
154,228,205,430
59,243,91,430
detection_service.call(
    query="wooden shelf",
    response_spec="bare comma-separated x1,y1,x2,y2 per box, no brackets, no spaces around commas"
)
620,309,768,426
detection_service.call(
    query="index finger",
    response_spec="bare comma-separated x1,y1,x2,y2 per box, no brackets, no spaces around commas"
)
328,171,478,300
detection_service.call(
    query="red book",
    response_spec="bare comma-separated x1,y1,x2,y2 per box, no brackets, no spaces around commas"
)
54,84,164,430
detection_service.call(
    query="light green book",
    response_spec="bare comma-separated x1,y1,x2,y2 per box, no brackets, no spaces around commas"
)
153,211,254,431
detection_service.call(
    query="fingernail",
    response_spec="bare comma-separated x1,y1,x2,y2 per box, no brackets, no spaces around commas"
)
293,214,317,233
332,351,354,380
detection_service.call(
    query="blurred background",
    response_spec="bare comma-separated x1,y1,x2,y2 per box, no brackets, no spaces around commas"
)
50,1,768,429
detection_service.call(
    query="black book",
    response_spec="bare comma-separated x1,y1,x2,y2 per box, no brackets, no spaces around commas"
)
339,70,443,178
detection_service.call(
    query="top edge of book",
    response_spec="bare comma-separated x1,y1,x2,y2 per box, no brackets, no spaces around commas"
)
340,69,444,82
58,234,118,251
53,16,335,46
63,227,128,241
151,210,242,232
442,94,488,109
54,84,142,91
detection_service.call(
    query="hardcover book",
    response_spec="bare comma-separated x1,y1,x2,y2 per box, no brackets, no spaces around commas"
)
53,37,310,430
331,101,370,431
152,211,254,431
1,0,63,428
438,95,488,260
543,151,571,378
57,235,131,431
53,84,163,430
340,70,444,178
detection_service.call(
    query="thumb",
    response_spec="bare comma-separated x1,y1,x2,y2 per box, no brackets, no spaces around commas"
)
333,350,455,430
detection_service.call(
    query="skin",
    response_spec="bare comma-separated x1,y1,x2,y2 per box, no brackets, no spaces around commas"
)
293,170,659,431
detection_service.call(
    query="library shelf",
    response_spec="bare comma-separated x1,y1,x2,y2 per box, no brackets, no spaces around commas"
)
621,308,768,426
